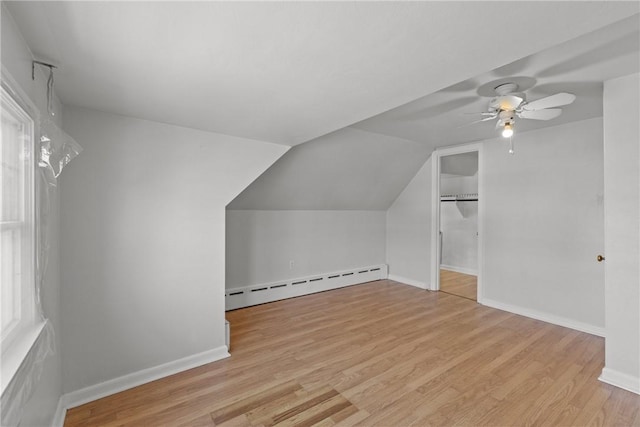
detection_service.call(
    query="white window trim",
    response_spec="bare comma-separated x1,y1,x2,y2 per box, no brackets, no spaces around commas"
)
0,76,43,396
1,84,36,344
0,321,46,393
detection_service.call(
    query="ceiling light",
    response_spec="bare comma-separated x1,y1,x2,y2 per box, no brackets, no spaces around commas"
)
502,123,514,138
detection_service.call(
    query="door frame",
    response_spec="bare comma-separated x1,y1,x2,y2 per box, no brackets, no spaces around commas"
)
430,142,484,303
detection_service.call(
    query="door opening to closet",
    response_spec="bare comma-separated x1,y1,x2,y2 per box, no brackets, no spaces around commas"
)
438,151,479,301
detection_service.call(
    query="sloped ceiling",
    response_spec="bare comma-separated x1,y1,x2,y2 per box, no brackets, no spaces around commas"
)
5,2,639,211
228,128,431,210
5,1,638,146
230,12,639,210
353,13,640,150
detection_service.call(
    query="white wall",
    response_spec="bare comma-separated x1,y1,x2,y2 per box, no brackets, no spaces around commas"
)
1,5,64,426
440,174,478,273
60,106,287,393
482,117,605,333
387,118,605,333
226,210,386,288
440,202,478,274
386,156,433,288
601,73,640,392
440,174,478,196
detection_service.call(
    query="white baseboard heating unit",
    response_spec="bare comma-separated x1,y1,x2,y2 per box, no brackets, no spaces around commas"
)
225,264,388,311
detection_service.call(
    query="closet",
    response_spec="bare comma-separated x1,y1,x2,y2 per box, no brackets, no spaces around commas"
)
439,152,478,301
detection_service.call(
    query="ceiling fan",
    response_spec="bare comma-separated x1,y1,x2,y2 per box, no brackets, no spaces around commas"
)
467,82,576,152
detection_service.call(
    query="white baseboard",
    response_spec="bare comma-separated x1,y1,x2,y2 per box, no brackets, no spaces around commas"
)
59,345,230,416
225,264,388,310
440,265,478,276
599,367,640,395
481,298,605,337
388,274,428,290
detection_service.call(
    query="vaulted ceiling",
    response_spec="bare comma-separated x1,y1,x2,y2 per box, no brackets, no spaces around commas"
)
228,127,432,210
229,10,638,210
5,2,639,210
6,1,638,146
354,13,639,150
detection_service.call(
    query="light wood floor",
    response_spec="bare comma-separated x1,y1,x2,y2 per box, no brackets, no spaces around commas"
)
64,280,640,426
440,269,477,301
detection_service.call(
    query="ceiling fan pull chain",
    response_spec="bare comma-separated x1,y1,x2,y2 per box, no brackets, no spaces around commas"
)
508,136,515,155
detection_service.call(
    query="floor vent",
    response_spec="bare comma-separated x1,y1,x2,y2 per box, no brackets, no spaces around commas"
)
225,264,388,311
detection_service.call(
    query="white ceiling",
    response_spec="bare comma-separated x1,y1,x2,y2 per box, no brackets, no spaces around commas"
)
227,128,431,210
229,12,639,210
5,2,639,211
6,1,639,146
352,13,640,150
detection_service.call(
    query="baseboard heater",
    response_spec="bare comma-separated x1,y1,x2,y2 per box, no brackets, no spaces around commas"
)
225,264,388,311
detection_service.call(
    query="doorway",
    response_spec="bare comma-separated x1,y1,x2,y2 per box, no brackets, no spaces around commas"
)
431,144,483,302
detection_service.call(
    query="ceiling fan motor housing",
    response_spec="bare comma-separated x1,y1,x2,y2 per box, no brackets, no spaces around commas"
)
498,110,515,126
488,96,523,112
489,82,526,112
494,82,519,96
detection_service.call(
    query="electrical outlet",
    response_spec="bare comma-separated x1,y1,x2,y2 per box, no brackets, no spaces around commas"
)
289,260,294,269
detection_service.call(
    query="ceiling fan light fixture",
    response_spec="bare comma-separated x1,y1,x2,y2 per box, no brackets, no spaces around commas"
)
502,122,514,138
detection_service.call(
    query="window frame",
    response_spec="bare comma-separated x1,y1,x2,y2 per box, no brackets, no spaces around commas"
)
1,84,37,353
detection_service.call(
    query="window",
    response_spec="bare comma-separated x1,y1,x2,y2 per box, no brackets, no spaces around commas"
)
1,86,36,351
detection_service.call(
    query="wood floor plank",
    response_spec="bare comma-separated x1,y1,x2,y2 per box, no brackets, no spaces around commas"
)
332,407,370,427
267,387,339,426
64,280,640,427
272,394,352,427
175,413,214,427
211,380,303,424
440,269,477,300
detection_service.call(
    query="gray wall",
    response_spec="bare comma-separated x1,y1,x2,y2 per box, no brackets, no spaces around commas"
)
602,72,639,384
440,174,478,273
225,127,422,293
440,202,478,274
226,210,386,288
60,106,286,393
386,117,605,332
1,6,64,426
482,117,605,331
386,156,433,288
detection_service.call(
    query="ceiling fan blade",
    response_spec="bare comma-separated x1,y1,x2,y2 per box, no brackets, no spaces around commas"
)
522,93,576,111
476,116,496,122
517,108,563,120
458,116,496,128
464,112,496,116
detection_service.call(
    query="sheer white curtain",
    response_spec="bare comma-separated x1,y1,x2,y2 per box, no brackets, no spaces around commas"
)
1,69,81,426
